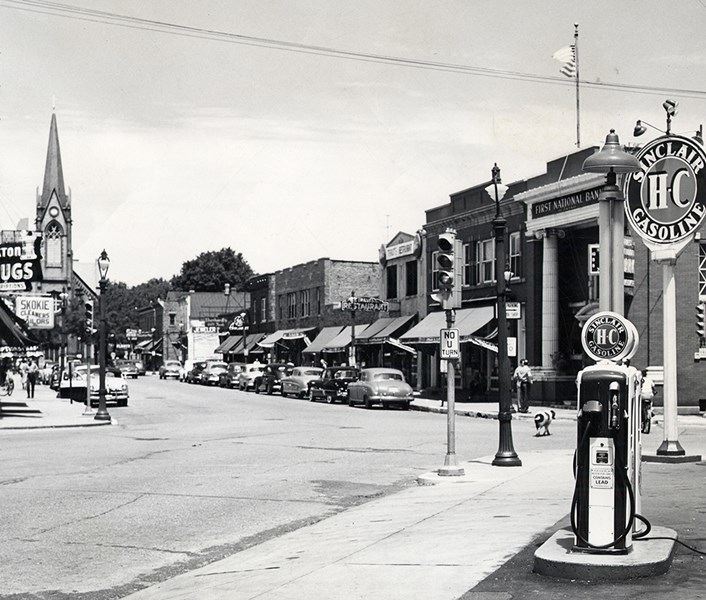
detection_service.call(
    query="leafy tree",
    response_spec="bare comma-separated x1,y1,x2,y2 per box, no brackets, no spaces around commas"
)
171,248,254,292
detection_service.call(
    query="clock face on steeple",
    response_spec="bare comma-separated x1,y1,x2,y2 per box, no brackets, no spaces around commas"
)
48,206,60,218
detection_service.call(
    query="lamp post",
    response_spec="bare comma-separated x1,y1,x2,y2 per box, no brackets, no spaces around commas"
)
94,249,111,422
240,311,249,363
485,164,521,467
348,290,357,367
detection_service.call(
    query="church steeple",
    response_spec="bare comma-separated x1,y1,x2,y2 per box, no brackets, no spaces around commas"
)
38,112,68,210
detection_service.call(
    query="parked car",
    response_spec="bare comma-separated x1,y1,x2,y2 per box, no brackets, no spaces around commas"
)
115,359,139,379
218,363,245,388
185,360,207,384
59,365,130,406
308,366,360,404
200,360,228,385
347,367,413,410
238,363,265,391
159,360,182,380
280,366,323,398
253,363,293,395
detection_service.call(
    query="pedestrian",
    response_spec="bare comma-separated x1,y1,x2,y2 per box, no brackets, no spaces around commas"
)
19,359,29,391
512,359,533,413
26,359,39,399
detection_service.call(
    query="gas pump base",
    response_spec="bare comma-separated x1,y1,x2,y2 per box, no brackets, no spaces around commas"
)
534,526,677,580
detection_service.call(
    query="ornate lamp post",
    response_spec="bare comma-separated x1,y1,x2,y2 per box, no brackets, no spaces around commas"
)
485,164,521,467
94,249,111,422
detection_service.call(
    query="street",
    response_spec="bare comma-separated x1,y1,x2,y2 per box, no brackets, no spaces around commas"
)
0,376,576,598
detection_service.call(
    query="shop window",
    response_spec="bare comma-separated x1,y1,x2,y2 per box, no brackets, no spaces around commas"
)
386,265,398,299
509,232,522,279
278,294,285,320
169,313,176,326
260,297,267,323
316,287,322,315
463,243,477,286
405,260,418,296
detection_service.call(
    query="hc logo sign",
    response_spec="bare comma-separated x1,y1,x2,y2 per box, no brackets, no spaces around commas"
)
581,312,637,363
625,135,706,244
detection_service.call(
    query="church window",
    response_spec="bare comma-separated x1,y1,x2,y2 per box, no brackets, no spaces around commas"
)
45,221,64,267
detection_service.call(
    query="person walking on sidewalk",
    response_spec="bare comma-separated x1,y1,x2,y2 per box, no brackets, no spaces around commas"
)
26,359,39,399
512,359,533,413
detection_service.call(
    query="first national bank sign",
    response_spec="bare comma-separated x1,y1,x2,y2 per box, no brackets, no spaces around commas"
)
625,135,706,244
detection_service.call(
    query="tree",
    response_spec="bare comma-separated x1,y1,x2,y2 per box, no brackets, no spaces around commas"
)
171,248,254,292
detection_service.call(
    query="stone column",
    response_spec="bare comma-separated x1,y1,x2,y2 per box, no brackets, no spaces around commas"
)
539,230,562,369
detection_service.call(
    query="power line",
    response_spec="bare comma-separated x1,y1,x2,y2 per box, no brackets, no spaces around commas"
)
2,0,706,99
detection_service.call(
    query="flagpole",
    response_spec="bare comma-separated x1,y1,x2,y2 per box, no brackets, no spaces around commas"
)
574,22,580,148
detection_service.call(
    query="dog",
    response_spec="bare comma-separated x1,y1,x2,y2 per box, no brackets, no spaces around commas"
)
534,410,556,437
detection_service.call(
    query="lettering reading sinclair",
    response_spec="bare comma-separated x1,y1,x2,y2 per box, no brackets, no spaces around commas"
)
584,315,628,359
625,135,706,245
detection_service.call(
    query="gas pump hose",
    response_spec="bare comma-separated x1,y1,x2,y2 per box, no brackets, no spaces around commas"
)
571,419,652,550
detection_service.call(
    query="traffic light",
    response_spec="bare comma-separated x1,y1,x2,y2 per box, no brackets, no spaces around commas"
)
697,302,706,337
85,300,94,334
436,230,456,293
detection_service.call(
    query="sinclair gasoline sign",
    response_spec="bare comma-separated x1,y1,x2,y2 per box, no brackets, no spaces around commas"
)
625,135,706,245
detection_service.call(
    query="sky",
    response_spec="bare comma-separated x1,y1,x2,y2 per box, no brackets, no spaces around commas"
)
1,0,706,286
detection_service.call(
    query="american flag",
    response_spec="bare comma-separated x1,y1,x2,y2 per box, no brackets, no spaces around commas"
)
552,45,576,78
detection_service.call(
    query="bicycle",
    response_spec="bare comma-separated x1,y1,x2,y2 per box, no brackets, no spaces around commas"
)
0,377,15,397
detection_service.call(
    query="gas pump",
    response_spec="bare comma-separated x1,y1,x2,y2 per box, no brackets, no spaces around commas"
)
572,312,645,554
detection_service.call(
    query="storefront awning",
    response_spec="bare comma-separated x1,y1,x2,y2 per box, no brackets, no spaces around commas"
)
387,337,416,354
215,335,240,354
366,314,416,344
355,317,396,343
302,326,344,354
0,301,38,347
400,306,495,345
258,328,314,348
322,325,368,353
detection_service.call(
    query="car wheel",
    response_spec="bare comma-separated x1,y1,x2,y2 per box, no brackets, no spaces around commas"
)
281,389,287,398
308,389,315,402
348,395,355,407
403,401,410,411
325,393,334,404
266,382,273,395
382,401,390,409
364,396,372,410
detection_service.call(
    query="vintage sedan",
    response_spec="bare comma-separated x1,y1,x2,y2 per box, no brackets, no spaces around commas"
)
200,361,228,386
253,363,293,395
115,359,139,379
218,363,245,388
280,366,323,398
308,366,359,404
59,365,129,406
347,368,413,410
238,364,265,391
159,360,182,380
184,360,207,384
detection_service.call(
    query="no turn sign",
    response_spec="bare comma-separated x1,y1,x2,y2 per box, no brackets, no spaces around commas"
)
440,328,460,360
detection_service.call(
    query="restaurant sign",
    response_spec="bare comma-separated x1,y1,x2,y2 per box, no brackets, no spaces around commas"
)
341,297,389,312
625,135,706,245
0,231,43,291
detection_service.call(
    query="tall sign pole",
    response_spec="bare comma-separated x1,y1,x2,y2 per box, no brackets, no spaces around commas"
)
625,133,705,461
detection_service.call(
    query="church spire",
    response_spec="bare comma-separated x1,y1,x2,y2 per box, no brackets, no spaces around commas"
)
39,111,68,209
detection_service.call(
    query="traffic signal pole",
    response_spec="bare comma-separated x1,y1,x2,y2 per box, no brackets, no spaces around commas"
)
439,305,463,476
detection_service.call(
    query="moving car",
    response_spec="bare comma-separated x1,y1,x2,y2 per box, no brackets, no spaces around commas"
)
253,363,293,395
280,366,323,398
218,363,245,388
159,360,182,380
59,365,130,406
347,367,413,410
200,361,228,386
308,366,359,404
238,364,265,391
134,360,146,376
115,359,139,379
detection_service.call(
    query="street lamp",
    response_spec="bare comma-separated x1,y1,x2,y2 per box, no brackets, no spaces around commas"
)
485,164,522,467
94,249,111,422
582,130,640,314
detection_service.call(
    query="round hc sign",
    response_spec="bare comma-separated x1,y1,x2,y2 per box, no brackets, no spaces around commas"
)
625,135,706,245
581,311,639,363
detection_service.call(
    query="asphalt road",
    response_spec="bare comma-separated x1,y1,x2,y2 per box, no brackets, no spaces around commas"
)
0,376,576,599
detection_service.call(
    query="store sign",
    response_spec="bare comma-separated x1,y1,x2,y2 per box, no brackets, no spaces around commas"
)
341,297,389,312
14,295,54,329
531,187,602,219
625,135,706,245
0,231,43,291
581,311,639,363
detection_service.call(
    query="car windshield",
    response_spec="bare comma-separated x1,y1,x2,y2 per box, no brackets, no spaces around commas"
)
165,361,181,367
249,366,264,373
334,370,357,379
207,362,227,369
302,370,321,376
373,372,404,381
75,367,120,379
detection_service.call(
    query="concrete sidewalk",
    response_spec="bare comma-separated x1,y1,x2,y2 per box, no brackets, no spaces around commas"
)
123,450,577,600
0,378,110,429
